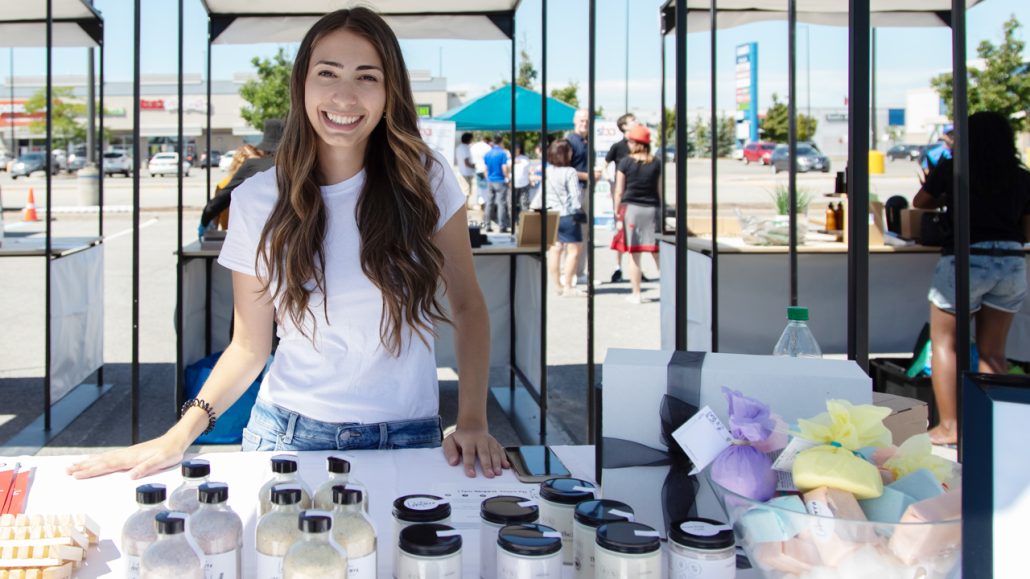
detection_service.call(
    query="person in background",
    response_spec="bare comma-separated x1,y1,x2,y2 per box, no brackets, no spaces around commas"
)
512,143,531,226
470,134,493,207
533,140,585,296
566,109,602,285
920,127,954,176
213,144,264,230
483,134,511,232
455,132,477,209
914,111,1030,446
611,125,662,304
604,113,638,283
199,119,283,235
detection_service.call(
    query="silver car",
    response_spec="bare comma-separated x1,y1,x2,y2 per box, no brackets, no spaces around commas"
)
103,151,132,177
148,152,191,177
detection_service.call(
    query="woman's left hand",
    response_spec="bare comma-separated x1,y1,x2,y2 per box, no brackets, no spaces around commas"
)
443,427,510,478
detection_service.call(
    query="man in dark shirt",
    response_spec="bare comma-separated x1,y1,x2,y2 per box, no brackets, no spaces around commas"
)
604,113,638,282
566,109,601,282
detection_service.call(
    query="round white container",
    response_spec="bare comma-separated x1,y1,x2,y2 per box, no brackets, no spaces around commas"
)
395,523,462,579
571,499,634,579
537,478,596,565
393,496,452,574
667,518,736,579
496,523,563,579
480,496,539,578
593,521,662,578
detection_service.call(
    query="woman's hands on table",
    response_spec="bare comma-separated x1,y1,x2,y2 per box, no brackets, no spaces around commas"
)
443,425,510,479
66,433,186,480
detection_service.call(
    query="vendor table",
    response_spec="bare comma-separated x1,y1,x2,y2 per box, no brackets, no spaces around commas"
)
659,235,1030,361
177,235,549,444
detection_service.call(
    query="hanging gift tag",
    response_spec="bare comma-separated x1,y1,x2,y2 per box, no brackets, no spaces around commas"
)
776,470,798,492
671,406,733,474
771,437,818,472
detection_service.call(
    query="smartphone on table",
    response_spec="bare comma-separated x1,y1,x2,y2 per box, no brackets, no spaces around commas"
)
504,446,571,484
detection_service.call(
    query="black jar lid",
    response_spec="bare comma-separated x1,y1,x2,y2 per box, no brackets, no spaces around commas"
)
327,456,351,474
136,483,167,505
497,524,563,557
180,459,210,479
481,496,539,525
668,518,735,550
155,511,187,535
398,523,462,557
271,483,303,505
596,522,661,555
393,494,451,523
573,499,634,528
538,478,595,505
332,485,363,506
298,510,333,533
198,482,228,504
270,454,298,474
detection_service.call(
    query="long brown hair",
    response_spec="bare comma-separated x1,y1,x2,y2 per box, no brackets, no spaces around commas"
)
257,8,446,355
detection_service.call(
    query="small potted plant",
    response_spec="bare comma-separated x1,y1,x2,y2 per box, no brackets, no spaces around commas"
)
737,185,812,245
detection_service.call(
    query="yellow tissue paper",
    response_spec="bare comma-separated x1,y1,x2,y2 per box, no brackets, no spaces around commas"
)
796,400,893,450
883,434,954,483
793,445,884,499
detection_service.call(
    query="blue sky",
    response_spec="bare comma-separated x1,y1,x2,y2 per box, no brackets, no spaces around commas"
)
5,0,1029,119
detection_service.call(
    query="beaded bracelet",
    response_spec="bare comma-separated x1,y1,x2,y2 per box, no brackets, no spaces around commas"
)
180,398,217,435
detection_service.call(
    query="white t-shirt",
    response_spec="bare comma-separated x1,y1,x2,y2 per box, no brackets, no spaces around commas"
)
513,154,530,189
455,143,475,178
217,150,465,424
470,141,491,174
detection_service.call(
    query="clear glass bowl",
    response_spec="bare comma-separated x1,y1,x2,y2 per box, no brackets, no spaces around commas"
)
710,479,961,578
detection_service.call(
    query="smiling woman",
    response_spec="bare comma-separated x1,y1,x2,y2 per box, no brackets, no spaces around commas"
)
68,7,509,482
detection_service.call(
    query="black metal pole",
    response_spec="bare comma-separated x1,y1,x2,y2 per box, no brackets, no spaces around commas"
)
206,32,213,203
788,0,798,306
86,49,95,166
674,0,688,351
540,0,549,444
176,0,186,416
7,49,12,156
98,38,104,238
132,0,142,443
871,29,878,151
623,0,629,112
509,14,517,396
847,0,871,371
587,0,597,447
660,18,667,234
44,0,53,432
511,16,517,231
710,0,719,351
951,0,971,462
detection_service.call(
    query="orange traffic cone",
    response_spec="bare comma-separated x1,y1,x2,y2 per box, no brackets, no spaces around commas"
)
22,188,39,222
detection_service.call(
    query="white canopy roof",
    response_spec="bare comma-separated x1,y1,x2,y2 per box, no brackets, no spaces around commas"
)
0,0,103,47
202,0,521,43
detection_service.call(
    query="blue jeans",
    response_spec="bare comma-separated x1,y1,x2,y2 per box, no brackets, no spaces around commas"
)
486,181,510,230
241,398,443,451
928,241,1028,314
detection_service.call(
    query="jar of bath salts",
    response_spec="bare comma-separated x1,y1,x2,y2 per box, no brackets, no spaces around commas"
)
140,511,204,579
593,521,661,578
667,518,736,579
283,511,347,579
122,483,167,579
396,523,462,579
190,482,242,579
496,523,563,579
258,455,312,516
572,499,633,579
314,456,367,512
168,459,210,514
537,478,595,565
393,494,451,573
256,484,305,579
330,486,377,579
480,496,539,578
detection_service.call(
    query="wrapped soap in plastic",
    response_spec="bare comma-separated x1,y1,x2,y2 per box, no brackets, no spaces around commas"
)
802,486,878,567
888,490,961,565
738,495,806,543
882,434,954,484
710,387,780,502
752,534,821,575
793,444,884,499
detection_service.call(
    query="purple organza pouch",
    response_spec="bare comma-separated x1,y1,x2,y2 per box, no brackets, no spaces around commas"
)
711,387,778,501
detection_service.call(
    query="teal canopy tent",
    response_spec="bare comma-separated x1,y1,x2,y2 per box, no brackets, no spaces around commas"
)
435,85,576,131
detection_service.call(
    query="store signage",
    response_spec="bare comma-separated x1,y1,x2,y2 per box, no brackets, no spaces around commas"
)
166,97,209,114
416,104,432,118
735,42,759,143
141,99,164,110
825,113,848,123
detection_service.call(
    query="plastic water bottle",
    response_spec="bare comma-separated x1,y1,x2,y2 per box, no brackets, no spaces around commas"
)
773,306,822,358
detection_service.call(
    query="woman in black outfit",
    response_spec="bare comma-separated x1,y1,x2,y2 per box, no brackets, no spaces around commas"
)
914,111,1030,445
611,125,661,303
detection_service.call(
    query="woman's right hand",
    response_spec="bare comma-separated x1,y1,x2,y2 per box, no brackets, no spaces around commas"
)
66,433,186,480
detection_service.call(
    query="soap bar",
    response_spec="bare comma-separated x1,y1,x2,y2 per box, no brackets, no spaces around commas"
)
888,490,961,565
859,486,914,524
752,534,822,575
739,495,807,543
888,469,943,503
803,486,873,567
793,445,884,499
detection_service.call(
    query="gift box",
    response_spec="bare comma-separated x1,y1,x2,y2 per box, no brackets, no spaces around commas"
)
600,349,872,536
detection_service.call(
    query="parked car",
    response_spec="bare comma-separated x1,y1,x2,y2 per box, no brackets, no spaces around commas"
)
198,150,222,168
886,143,923,162
102,151,133,177
148,152,191,177
218,149,236,171
742,141,778,165
10,152,58,179
770,143,831,174
67,146,89,171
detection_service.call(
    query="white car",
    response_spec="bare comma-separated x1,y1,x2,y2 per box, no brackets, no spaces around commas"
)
218,149,236,172
148,152,191,177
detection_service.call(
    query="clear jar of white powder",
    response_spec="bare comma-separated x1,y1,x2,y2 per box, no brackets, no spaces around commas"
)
140,511,204,579
122,483,167,579
258,455,312,516
167,459,210,514
314,456,368,513
190,482,242,579
496,523,563,578
330,486,377,579
480,495,539,578
283,510,347,579
537,478,595,566
255,484,305,579
593,521,662,578
396,523,462,579
571,499,634,579
667,518,736,579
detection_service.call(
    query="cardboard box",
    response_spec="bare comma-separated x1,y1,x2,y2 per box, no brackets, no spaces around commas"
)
900,208,940,242
516,211,559,248
842,197,886,246
873,391,929,445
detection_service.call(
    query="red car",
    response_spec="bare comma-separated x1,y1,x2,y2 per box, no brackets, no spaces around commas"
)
742,142,778,165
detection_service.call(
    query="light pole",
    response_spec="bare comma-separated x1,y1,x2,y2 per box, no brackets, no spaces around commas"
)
624,0,630,112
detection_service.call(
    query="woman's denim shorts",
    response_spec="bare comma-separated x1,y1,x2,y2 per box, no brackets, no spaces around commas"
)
929,241,1028,314
241,398,443,452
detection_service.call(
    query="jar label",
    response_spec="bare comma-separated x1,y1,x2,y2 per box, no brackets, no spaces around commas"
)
668,551,736,579
347,551,376,579
678,521,731,537
204,549,239,579
124,554,141,579
255,551,284,579
403,497,443,511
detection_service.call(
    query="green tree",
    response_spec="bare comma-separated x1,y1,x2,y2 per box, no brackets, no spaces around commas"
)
693,115,738,158
760,93,818,142
24,87,86,148
663,107,676,144
931,15,1030,132
517,47,537,90
550,82,579,108
239,48,293,131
